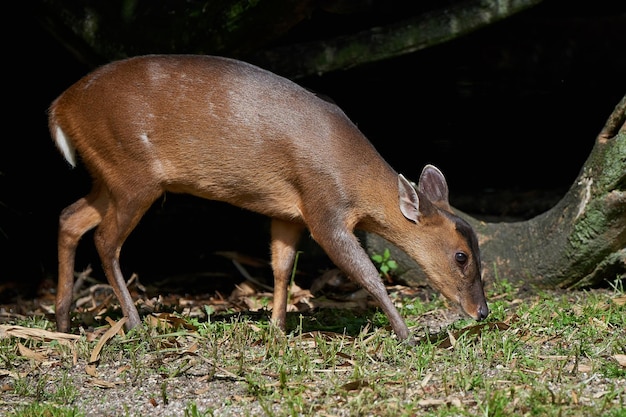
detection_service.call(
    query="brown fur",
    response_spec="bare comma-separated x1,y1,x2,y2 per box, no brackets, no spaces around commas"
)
49,55,488,341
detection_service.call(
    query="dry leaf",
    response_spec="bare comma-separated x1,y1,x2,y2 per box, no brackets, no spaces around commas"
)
590,317,609,329
0,325,80,344
341,380,369,391
85,364,98,377
90,318,127,363
447,330,457,348
613,354,626,367
289,287,314,305
572,304,584,316
593,391,610,399
0,369,27,380
230,282,258,299
194,386,211,395
418,398,446,407
85,317,127,377
116,365,132,375
449,397,462,408
88,377,118,388
185,343,199,354
17,343,47,362
612,296,626,306
105,316,126,332
243,295,267,311
152,312,198,330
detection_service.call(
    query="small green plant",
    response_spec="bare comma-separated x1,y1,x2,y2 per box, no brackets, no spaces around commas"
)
53,372,80,406
371,248,398,280
609,276,625,294
1,281,625,417
184,402,214,417
489,272,515,300
8,403,83,417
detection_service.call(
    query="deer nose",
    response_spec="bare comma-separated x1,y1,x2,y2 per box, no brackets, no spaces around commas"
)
477,303,489,321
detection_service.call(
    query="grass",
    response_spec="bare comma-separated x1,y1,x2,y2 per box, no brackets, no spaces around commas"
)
1,277,625,416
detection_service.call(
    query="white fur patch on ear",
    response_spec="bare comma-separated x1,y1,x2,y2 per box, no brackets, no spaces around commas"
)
398,174,420,222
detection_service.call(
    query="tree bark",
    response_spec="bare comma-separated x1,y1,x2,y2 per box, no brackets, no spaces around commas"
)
34,0,545,77
252,0,545,79
362,94,626,288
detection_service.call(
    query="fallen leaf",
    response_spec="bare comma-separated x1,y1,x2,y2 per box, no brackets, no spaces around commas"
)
116,365,132,376
90,318,127,363
590,317,608,329
153,312,198,330
341,380,369,391
105,316,126,332
449,397,462,408
0,325,80,344
447,330,457,348
612,295,626,306
88,377,118,388
289,288,314,306
418,398,446,407
571,390,579,405
613,354,626,367
194,386,211,395
85,317,127,377
0,369,27,379
229,281,259,300
17,343,47,362
85,364,98,377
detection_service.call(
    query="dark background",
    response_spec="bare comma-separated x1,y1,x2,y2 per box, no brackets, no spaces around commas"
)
2,1,625,299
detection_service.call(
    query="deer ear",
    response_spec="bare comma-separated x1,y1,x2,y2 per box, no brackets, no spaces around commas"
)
398,174,423,222
418,164,451,210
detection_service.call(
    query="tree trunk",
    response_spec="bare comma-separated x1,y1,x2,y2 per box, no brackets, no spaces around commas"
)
34,0,544,77
253,0,545,79
362,94,626,288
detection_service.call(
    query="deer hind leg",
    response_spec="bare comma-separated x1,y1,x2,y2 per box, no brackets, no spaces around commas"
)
93,185,161,330
57,183,109,333
269,219,305,331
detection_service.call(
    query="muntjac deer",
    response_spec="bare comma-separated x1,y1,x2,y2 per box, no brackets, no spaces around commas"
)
49,55,489,341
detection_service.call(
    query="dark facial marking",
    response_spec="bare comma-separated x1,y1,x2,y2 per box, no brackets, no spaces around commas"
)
442,211,482,273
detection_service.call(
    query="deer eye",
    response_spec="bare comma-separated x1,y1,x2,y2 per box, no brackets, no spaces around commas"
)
455,252,468,265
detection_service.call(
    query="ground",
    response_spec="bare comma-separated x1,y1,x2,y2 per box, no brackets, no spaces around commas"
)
1,262,625,416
